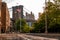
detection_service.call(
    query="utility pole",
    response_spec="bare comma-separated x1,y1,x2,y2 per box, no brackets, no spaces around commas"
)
20,18,21,33
45,0,48,34
45,0,50,33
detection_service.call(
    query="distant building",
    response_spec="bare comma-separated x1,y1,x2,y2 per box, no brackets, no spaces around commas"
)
0,2,10,33
25,12,35,27
38,12,42,19
38,13,41,18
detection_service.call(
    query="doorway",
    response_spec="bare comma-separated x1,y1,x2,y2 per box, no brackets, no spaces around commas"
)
1,27,5,33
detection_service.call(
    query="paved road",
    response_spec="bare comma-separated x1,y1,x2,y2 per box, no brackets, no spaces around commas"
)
18,34,58,40
0,33,59,40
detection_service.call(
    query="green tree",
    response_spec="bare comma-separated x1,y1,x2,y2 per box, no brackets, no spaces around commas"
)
32,18,45,33
22,24,31,33
15,19,31,33
44,1,60,33
15,19,26,32
32,1,60,33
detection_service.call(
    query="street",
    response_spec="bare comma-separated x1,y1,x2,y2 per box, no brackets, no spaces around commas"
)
0,33,59,40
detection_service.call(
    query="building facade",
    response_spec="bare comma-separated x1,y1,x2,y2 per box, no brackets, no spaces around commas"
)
25,12,35,27
0,1,10,33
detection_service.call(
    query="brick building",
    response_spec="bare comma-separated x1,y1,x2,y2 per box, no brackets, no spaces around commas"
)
0,1,10,33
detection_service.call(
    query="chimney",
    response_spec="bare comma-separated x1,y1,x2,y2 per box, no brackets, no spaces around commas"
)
38,12,41,17
31,11,33,15
26,12,28,16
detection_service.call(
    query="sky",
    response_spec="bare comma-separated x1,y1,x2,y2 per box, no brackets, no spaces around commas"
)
2,0,45,20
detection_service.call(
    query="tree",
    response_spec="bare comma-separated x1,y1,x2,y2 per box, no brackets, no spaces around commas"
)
44,1,60,33
32,15,45,33
15,19,26,32
32,1,60,33
22,24,31,33
15,19,31,33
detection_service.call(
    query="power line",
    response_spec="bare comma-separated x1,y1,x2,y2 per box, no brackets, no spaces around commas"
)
8,7,31,13
24,7,31,12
